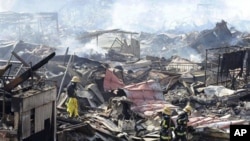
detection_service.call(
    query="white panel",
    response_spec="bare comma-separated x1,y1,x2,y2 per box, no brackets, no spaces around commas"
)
35,106,44,133
22,111,31,139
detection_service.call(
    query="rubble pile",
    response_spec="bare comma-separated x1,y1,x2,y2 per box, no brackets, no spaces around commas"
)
0,19,250,141
138,20,250,62
54,48,250,140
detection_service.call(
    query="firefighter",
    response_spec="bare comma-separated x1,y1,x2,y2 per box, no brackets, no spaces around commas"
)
66,76,81,118
173,103,192,141
160,106,175,141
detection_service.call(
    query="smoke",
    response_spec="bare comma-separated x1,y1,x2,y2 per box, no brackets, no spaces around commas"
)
0,0,67,12
109,0,250,32
0,0,15,11
1,0,250,61
57,37,107,58
110,0,198,32
1,0,250,32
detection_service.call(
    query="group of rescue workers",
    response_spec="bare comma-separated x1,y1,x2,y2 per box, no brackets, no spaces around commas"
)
160,103,193,141
65,76,192,141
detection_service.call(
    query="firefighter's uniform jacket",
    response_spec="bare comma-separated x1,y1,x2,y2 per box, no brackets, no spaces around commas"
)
173,111,189,141
160,115,175,141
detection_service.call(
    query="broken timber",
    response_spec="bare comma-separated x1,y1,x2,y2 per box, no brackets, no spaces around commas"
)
0,64,12,77
3,52,55,93
11,51,41,78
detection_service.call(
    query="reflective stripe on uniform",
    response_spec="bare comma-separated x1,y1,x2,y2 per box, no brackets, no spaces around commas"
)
162,120,168,128
161,135,171,140
176,132,186,136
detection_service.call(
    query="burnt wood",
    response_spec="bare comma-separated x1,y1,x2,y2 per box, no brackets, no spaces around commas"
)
3,52,55,93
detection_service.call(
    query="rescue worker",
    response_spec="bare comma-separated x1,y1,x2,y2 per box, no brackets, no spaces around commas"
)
173,103,192,141
160,106,175,141
66,76,81,118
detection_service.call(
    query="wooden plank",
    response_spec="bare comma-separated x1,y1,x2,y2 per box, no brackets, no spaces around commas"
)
12,88,56,112
11,51,40,78
44,102,52,120
35,102,53,133
0,64,12,77
43,88,57,105
22,110,31,139
22,88,56,112
35,106,44,133
14,112,19,130
4,52,55,92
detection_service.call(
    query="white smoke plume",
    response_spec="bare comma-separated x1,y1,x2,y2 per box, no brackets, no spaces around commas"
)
56,37,107,58
0,0,249,32
0,0,249,61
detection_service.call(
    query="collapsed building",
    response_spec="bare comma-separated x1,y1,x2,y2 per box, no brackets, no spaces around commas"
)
0,12,249,141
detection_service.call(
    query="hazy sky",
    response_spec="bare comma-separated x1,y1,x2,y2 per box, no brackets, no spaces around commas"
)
1,0,249,59
0,0,249,32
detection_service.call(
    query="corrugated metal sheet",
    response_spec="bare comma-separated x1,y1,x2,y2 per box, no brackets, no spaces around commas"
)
124,80,164,100
87,83,104,103
187,116,248,130
148,71,180,89
123,80,177,117
103,68,125,91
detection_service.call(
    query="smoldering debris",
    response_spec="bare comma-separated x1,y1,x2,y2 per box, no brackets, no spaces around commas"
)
0,19,250,141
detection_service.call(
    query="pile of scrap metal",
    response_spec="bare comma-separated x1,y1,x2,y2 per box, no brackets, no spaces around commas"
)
106,49,137,62
189,20,233,51
162,55,250,141
55,57,180,140
138,20,250,63
1,40,250,141
106,37,140,62
54,50,249,141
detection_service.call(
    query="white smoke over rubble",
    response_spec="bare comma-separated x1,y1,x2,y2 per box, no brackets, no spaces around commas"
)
1,0,249,32
0,0,249,61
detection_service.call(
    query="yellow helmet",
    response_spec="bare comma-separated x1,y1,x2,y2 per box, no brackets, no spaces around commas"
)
71,76,81,83
183,104,192,114
162,106,172,115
